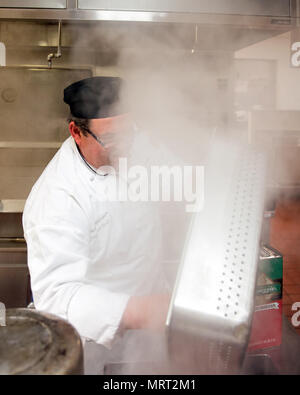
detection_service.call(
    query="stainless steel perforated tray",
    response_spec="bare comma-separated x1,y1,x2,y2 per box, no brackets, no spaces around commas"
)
166,140,266,374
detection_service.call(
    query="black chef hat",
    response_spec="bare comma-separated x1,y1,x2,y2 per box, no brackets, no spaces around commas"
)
63,76,122,119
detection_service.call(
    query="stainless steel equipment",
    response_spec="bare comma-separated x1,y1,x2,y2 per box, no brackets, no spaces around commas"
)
77,0,290,16
0,236,29,308
0,308,83,375
0,0,297,29
0,211,29,308
0,0,66,7
166,140,266,374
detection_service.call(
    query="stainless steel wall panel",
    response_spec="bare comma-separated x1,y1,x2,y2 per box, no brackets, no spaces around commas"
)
0,66,92,201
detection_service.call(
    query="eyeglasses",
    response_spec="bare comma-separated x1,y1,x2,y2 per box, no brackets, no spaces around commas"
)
85,128,106,148
77,117,138,150
82,125,136,149
78,124,123,149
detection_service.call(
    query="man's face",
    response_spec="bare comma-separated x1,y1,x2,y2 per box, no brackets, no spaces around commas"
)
71,113,134,169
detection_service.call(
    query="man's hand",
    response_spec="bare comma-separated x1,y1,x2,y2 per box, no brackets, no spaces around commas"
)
121,294,171,332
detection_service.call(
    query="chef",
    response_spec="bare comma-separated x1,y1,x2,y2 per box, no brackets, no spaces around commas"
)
23,76,170,374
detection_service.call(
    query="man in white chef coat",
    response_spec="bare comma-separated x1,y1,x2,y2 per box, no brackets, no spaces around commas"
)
23,76,170,374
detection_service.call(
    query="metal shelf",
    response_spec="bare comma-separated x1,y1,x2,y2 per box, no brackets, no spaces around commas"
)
0,141,62,149
0,199,25,213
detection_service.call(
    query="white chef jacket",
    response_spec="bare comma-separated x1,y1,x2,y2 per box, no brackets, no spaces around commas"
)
23,135,165,348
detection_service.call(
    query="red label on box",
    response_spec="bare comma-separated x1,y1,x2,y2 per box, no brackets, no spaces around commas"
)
248,300,282,351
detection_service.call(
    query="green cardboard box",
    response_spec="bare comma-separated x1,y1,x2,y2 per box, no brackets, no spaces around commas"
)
248,245,283,351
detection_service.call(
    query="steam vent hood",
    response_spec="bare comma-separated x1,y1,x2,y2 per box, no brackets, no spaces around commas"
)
0,1,295,52
0,0,296,25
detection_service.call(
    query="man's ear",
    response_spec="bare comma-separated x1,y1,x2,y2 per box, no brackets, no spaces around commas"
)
69,121,82,145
